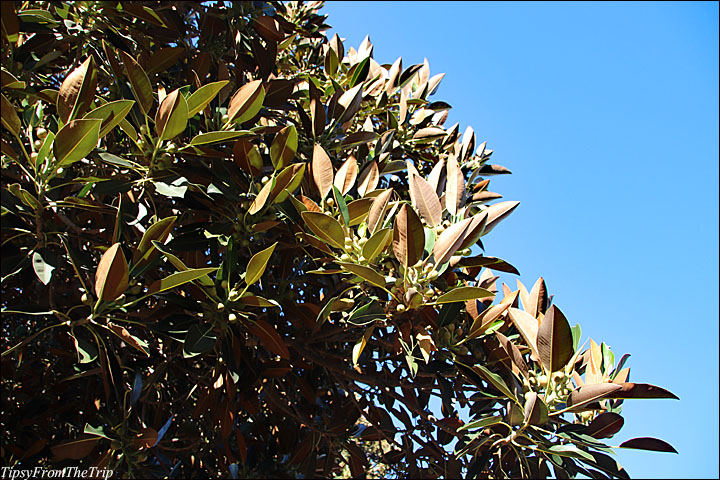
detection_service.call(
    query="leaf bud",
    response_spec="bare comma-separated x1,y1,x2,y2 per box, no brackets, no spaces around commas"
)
216,302,225,311
228,313,238,322
36,127,47,139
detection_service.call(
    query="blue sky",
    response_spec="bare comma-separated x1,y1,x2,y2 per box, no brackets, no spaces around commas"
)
323,1,719,478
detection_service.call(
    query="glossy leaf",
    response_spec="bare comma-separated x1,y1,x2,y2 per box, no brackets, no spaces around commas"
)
183,325,217,358
32,251,55,286
352,325,375,367
357,160,379,197
606,383,679,400
367,188,393,234
445,154,465,216
483,201,520,235
245,242,277,286
334,156,358,195
95,243,129,301
57,57,97,122
155,88,188,140
435,287,494,305
147,267,218,295
432,216,473,266
227,80,265,125
190,130,253,145
337,262,386,289
494,331,529,378
119,51,153,114
270,125,298,170
54,119,101,168
83,99,135,138
187,80,230,117
362,227,392,263
523,392,549,426
301,211,345,249
507,307,541,361
566,383,622,410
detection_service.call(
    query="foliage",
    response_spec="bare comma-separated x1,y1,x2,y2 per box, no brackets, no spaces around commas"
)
0,1,678,478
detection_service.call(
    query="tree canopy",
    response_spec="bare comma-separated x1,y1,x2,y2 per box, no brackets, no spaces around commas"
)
1,1,677,478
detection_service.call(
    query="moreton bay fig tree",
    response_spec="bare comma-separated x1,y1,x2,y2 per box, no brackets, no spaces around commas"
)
1,1,677,477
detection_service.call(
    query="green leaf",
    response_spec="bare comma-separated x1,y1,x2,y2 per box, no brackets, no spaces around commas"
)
226,80,265,125
245,242,277,286
472,364,518,404
119,51,153,114
349,56,370,87
83,100,135,137
362,227,392,263
337,262,386,289
434,286,494,305
333,185,349,226
301,211,345,249
269,125,298,170
83,424,110,439
32,251,55,285
155,88,188,140
316,295,339,326
183,325,217,358
570,323,582,352
147,267,218,295
133,216,177,268
187,80,230,117
352,324,375,367
189,130,254,145
458,415,503,432
347,300,385,326
545,445,595,462
150,241,214,286
53,119,102,168
236,295,280,308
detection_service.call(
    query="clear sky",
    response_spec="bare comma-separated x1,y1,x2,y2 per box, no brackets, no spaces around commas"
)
323,1,719,478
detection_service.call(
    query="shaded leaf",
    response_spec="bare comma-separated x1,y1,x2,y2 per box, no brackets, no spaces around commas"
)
566,383,622,410
409,172,442,227
183,325,217,358
119,51,153,114
51,436,99,461
618,437,677,453
587,413,624,439
1,94,21,136
353,325,375,367
524,392,549,426
270,125,298,170
606,383,679,400
248,320,289,359
107,323,149,356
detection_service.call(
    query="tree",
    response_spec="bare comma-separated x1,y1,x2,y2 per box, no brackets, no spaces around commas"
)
0,1,678,478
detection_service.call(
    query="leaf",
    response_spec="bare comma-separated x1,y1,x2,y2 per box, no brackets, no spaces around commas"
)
483,201,520,235
1,94,21,136
507,307,541,361
54,119,102,168
227,80,265,125
456,256,520,275
458,415,503,431
618,437,677,453
83,99,135,137
32,251,55,285
95,243,129,301
545,444,594,463
416,328,436,363
347,300,385,326
523,392,549,426
357,160,379,197
606,383,679,400
367,188,393,234
301,211,345,249
333,185,349,226
134,428,158,450
248,320,289,360
434,287,494,305
270,125,298,170
587,413,624,439
106,323,149,356
537,305,574,373
153,177,188,198
334,156,358,195
51,436,99,461
190,130,255,144
236,296,280,308
183,325,217,358
362,227,392,263
347,198,373,226
566,383,622,410
270,163,305,204
133,216,177,267
472,364,518,403
409,172,442,227
245,242,277,286
432,216,474,266
57,57,97,122
146,46,185,75
352,325,375,367
336,84,363,124
155,88,188,140
187,80,230,117
234,139,263,175
311,143,334,199
392,204,424,268
337,262,386,289
147,267,218,295
119,51,153,114
494,331,529,378
445,154,465,216
526,277,548,317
